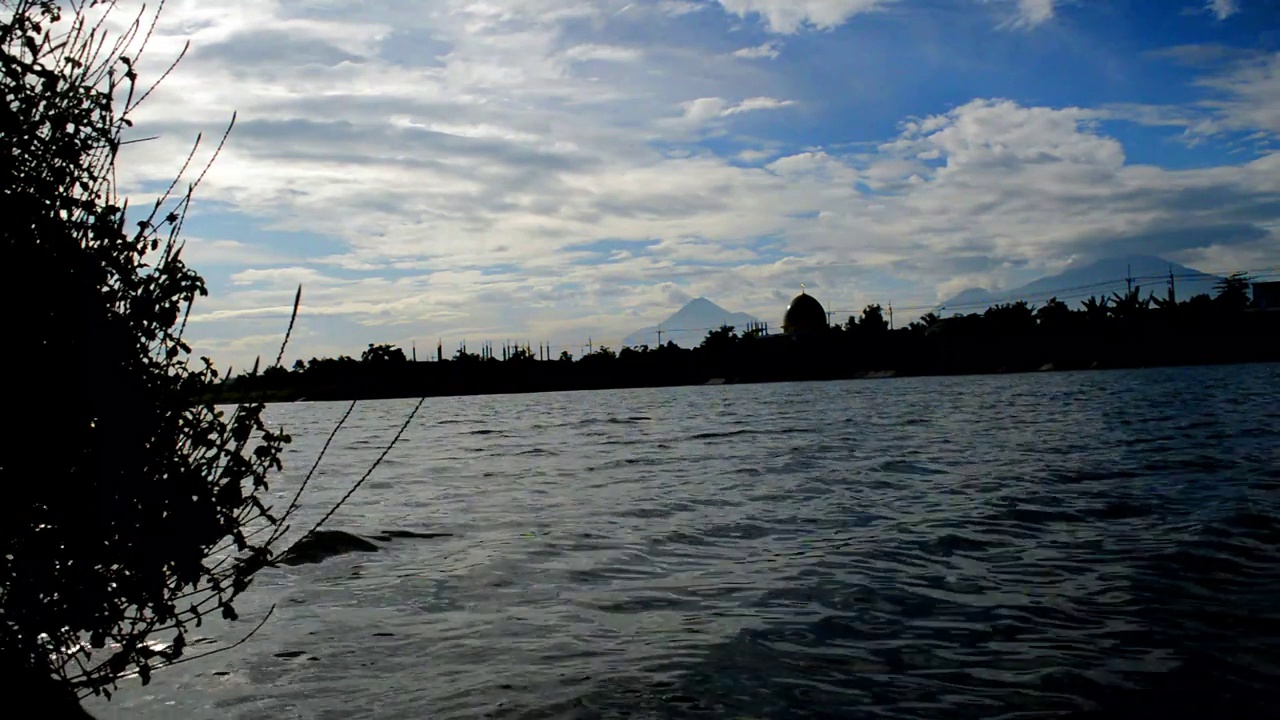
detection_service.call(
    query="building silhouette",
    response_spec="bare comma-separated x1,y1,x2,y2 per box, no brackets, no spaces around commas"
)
1253,281,1280,310
782,290,828,335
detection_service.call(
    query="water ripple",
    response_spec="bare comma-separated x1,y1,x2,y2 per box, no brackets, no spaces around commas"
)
86,363,1280,720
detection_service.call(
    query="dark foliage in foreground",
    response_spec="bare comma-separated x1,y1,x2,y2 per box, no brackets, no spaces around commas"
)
0,1,420,709
219,278,1279,403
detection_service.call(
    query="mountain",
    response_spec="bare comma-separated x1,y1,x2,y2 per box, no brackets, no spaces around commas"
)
623,298,761,349
939,255,1223,314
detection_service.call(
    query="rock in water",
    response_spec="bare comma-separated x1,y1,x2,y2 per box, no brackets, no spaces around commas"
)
371,529,453,541
275,530,380,566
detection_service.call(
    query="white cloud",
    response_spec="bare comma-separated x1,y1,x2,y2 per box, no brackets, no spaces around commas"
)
723,96,796,114
178,237,293,266
679,96,730,122
732,41,782,59
1206,0,1239,20
767,151,834,175
720,0,1066,34
675,96,795,125
716,0,894,33
82,0,1280,370
1202,52,1280,134
983,0,1058,29
1014,0,1057,26
190,95,1277,347
563,44,643,62
736,148,777,163
657,0,706,16
1128,50,1280,141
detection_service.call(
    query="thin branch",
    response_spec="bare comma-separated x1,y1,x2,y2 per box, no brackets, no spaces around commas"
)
187,111,236,194
125,38,189,112
141,136,200,229
267,400,358,548
289,397,425,547
273,285,302,369
129,0,169,71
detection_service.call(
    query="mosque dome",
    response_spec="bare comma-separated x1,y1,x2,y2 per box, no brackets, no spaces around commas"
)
783,291,827,335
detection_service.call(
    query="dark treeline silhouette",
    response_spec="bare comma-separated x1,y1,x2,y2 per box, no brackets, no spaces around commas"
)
216,273,1279,404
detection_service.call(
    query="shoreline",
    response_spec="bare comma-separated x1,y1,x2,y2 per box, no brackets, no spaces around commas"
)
205,356,1279,406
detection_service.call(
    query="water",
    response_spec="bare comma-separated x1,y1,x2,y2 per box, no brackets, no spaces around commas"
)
86,364,1280,719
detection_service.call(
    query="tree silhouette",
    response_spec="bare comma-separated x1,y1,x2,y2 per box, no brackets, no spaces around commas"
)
700,324,738,351
1107,286,1151,324
860,304,888,334
361,343,407,363
983,301,1036,336
1035,297,1072,331
1214,272,1252,312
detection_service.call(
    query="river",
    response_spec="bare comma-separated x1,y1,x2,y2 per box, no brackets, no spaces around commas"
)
86,363,1280,719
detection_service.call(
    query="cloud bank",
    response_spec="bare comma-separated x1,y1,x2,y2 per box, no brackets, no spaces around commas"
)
77,0,1280,368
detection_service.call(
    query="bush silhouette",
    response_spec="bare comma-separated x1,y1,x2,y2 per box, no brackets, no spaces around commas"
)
0,2,421,711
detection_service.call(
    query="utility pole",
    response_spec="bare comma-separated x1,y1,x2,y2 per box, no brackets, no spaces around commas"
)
1168,265,1177,305
1126,264,1133,295
888,302,894,331
412,341,417,362
587,336,593,355
656,324,663,347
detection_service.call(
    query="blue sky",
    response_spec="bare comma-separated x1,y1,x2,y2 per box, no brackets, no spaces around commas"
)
105,0,1280,368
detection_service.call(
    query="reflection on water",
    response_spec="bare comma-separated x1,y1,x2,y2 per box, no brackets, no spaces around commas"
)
87,364,1280,719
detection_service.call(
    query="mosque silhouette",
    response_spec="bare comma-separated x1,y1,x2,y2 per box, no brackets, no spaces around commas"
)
782,289,828,335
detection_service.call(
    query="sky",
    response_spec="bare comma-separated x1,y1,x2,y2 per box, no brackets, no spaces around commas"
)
99,0,1280,368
